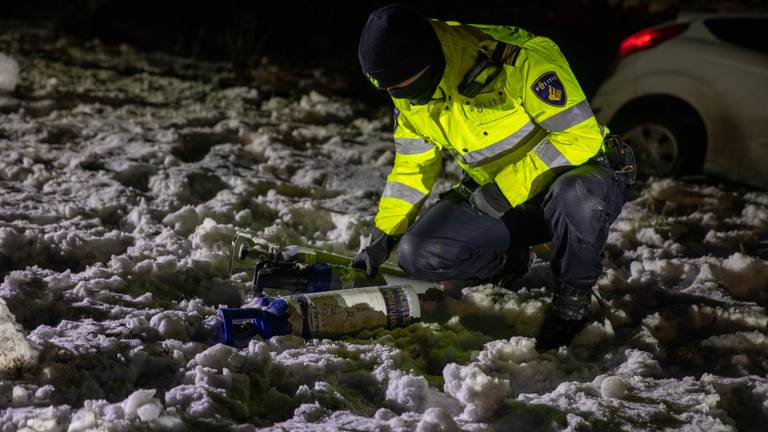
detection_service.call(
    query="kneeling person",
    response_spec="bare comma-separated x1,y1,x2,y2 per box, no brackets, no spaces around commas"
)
351,5,627,349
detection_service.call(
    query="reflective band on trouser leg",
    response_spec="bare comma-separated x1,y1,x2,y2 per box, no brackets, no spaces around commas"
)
534,138,572,169
537,100,594,132
461,122,537,167
394,138,435,155
382,181,427,205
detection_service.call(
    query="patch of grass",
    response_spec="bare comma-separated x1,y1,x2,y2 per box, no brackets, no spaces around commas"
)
495,400,570,431
347,323,493,387
207,389,250,422
247,386,299,423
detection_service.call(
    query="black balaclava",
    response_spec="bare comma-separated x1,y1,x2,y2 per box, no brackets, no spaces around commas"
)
358,4,445,105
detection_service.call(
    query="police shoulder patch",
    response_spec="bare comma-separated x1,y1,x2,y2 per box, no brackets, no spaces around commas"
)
531,72,567,106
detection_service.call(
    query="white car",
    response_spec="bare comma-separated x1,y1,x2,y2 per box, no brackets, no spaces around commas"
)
591,13,768,188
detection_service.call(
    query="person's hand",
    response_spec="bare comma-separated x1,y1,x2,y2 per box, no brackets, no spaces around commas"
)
350,227,396,277
469,182,512,219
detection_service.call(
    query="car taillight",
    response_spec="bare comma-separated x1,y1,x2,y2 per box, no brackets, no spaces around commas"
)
618,23,689,58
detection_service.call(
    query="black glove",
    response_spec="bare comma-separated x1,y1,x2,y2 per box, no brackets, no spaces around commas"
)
536,283,592,350
469,182,512,219
350,227,396,277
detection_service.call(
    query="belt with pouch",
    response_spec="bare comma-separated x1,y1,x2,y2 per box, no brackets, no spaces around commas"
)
592,135,637,185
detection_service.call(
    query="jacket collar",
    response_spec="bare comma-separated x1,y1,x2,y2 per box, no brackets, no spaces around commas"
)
394,20,486,112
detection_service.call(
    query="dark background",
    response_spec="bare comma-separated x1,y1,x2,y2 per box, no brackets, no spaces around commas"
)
2,0,766,102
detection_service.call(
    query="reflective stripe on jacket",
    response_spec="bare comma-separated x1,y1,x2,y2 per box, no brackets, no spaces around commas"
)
374,20,606,236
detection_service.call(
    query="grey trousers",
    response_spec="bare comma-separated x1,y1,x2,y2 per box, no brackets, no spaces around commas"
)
396,162,627,290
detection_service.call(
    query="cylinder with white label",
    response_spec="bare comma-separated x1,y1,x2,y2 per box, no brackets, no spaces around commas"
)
216,284,421,346
286,285,421,338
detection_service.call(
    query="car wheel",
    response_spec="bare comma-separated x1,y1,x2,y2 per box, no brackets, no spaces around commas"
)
611,108,705,177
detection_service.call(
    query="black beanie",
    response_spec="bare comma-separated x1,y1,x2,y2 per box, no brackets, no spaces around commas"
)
358,4,444,89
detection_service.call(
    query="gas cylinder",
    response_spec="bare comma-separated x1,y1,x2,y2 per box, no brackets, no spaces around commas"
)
216,284,421,347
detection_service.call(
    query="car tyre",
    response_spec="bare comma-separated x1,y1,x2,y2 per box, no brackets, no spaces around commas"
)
611,106,705,177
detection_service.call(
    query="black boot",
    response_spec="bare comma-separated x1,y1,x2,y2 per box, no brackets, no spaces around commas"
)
536,282,592,350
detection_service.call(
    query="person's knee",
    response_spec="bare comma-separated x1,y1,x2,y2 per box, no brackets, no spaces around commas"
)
396,234,445,277
546,172,612,248
395,233,422,276
550,170,599,205
396,233,468,278
548,168,612,216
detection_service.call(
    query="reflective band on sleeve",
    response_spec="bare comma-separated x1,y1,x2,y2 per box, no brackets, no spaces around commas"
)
461,122,536,167
537,100,594,132
598,124,605,137
533,138,572,169
382,181,426,205
395,138,434,155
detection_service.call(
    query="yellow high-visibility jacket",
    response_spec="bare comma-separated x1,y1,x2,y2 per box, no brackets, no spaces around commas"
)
374,20,607,236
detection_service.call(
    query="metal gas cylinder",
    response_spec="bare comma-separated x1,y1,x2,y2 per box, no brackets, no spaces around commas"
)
216,284,421,347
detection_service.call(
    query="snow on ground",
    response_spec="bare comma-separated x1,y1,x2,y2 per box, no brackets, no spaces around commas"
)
0,52,19,93
1,23,768,431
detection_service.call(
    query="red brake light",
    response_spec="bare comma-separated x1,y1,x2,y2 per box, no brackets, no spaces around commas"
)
618,23,689,58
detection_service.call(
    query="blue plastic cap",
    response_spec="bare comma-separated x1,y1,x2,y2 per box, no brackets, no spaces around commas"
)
216,305,292,347
265,298,289,317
